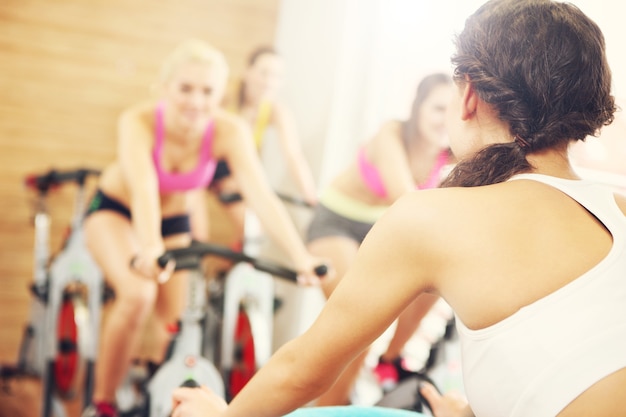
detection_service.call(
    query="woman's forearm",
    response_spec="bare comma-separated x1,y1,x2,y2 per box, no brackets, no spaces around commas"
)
131,187,164,254
288,155,318,203
246,186,309,266
224,338,333,417
462,406,475,417
188,189,210,242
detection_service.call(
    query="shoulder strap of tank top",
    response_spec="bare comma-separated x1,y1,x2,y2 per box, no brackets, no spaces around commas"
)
436,149,449,168
200,119,215,162
154,101,165,153
253,100,273,150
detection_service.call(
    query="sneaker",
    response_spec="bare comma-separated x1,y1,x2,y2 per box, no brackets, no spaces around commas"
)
81,401,118,417
373,357,399,391
373,356,414,391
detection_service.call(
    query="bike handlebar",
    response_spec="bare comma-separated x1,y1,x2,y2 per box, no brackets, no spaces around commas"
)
25,168,101,192
275,191,315,209
180,379,201,388
157,241,327,283
218,191,314,209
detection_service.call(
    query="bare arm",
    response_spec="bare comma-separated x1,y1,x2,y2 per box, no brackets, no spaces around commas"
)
118,106,165,265
187,189,210,242
216,113,317,276
420,383,475,417
373,121,418,201
272,103,318,205
172,191,448,417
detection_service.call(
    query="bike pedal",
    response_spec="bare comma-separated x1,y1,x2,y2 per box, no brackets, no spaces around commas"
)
272,296,284,313
58,338,78,353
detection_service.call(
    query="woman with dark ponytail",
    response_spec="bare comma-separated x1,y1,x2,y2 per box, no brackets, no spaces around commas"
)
172,1,626,416
441,0,615,188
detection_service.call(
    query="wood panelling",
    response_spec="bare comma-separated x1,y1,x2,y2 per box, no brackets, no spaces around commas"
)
0,0,280,366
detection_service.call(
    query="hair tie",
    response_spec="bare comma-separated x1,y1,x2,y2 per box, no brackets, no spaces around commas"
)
514,134,530,149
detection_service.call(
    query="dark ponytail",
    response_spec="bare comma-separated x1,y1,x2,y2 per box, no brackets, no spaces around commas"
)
440,143,531,187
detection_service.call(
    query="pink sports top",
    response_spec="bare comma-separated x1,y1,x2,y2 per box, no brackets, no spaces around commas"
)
357,147,449,198
152,103,217,193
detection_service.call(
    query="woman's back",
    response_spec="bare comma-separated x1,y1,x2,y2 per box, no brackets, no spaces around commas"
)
413,175,626,416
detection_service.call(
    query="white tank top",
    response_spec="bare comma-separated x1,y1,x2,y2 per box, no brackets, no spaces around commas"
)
456,173,626,417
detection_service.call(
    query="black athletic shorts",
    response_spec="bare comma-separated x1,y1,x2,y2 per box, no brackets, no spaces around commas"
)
85,189,191,237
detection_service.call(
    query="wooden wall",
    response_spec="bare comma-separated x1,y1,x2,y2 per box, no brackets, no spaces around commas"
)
0,0,281,363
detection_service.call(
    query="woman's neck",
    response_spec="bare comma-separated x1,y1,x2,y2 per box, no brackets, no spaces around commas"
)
526,145,579,179
241,92,266,111
163,109,208,145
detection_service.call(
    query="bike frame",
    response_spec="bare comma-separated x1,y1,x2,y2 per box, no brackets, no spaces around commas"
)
19,168,103,417
142,240,322,416
17,180,53,376
146,263,225,417
42,179,103,416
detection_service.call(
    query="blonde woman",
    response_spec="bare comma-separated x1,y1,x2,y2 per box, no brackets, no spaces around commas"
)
82,40,324,417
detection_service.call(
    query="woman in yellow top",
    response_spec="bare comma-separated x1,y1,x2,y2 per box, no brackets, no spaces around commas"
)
209,46,318,240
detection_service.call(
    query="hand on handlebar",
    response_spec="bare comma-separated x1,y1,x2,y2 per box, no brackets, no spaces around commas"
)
296,255,333,286
171,384,226,417
130,248,175,284
419,382,473,417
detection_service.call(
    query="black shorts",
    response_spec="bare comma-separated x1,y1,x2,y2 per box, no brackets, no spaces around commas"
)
306,203,374,245
85,189,191,237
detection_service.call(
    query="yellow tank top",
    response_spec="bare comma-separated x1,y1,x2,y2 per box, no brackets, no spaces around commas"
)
252,100,272,151
230,96,273,152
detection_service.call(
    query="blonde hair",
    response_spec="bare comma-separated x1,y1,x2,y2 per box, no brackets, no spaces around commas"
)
158,39,229,86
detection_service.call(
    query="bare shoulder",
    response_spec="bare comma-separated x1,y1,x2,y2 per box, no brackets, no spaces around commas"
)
379,186,483,248
212,110,253,155
115,101,158,152
118,101,156,129
376,120,402,142
368,120,403,153
383,181,539,243
373,182,553,293
390,182,509,217
366,187,490,289
214,109,249,136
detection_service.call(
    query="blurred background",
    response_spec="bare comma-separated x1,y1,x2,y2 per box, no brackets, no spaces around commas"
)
1,0,624,386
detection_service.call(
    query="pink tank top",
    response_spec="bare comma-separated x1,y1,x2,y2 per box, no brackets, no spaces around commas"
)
152,103,217,193
358,147,449,198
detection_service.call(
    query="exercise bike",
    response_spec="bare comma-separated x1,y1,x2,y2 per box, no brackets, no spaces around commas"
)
117,240,326,417
215,191,315,399
1,170,66,417
0,168,103,417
